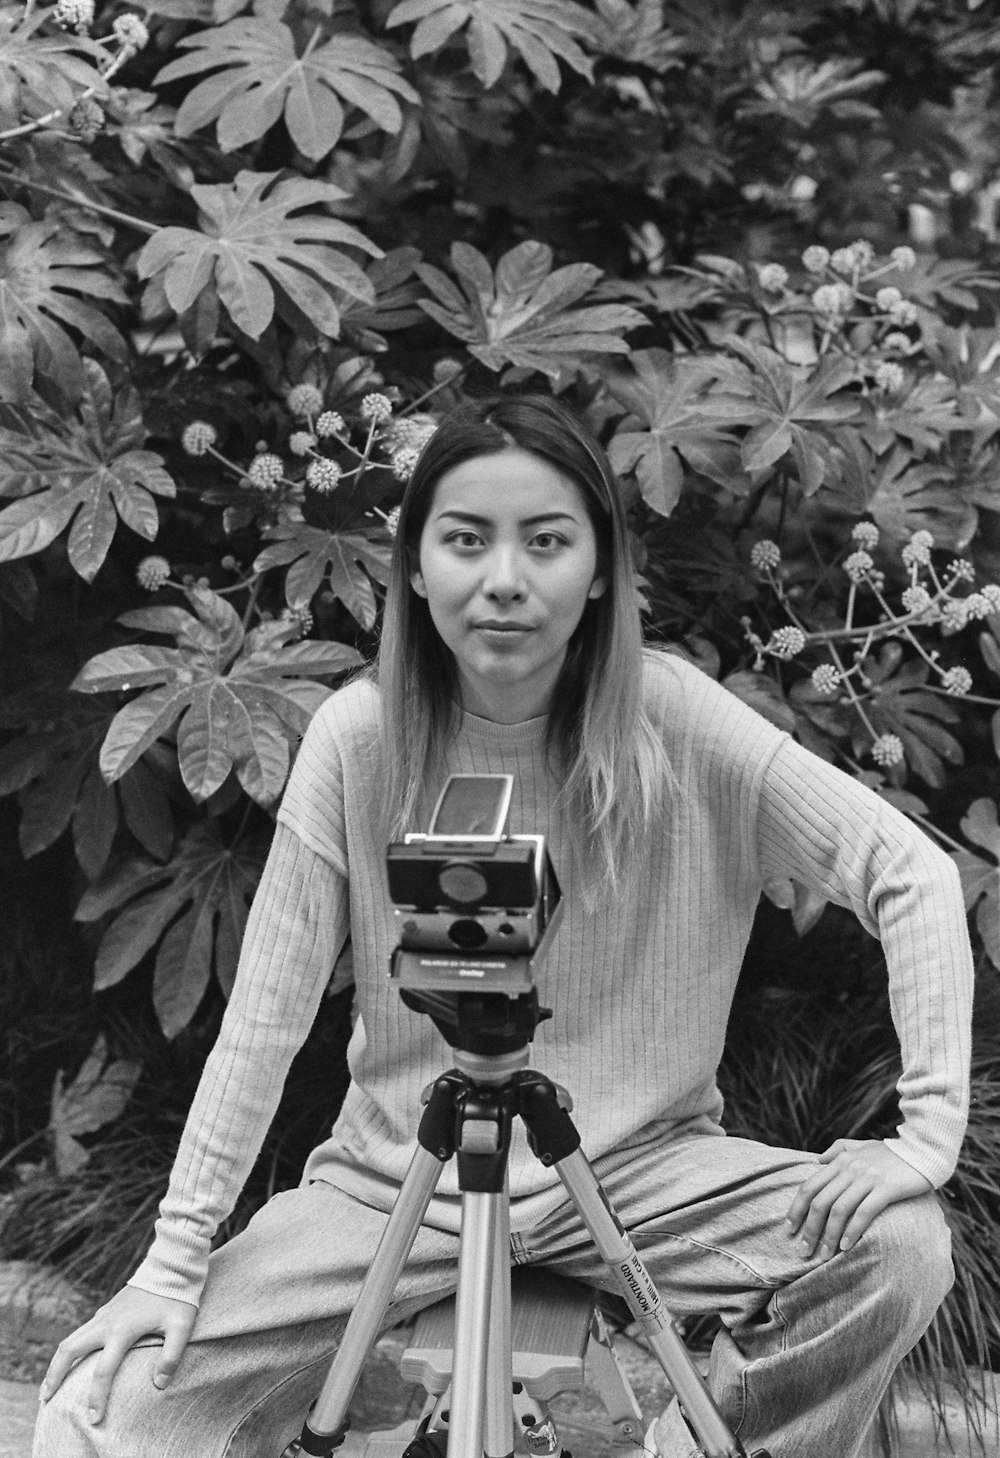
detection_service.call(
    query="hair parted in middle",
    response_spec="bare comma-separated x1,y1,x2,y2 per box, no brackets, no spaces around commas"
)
372,392,673,897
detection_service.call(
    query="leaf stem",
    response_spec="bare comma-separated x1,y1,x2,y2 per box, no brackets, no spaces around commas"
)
241,573,264,631
402,362,472,415
0,164,160,236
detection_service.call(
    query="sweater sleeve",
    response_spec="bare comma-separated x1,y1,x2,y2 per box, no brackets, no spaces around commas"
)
127,822,350,1305
755,735,973,1188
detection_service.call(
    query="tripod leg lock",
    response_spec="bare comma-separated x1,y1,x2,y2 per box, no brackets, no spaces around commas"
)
515,1072,582,1165
287,1409,350,1457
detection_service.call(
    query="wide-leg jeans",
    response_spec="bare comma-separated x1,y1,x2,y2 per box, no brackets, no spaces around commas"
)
32,1133,953,1458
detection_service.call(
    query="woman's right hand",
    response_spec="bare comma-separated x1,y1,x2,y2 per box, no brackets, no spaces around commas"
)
39,1284,198,1424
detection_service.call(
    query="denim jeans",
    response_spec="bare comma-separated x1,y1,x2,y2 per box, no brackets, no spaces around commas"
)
32,1132,952,1458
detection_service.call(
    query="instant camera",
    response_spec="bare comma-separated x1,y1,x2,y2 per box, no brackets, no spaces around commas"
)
386,774,563,1000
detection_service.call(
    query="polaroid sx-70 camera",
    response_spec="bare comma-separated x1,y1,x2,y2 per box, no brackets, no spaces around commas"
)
386,774,563,997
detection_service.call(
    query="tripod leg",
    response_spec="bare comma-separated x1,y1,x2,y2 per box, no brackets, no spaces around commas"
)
554,1147,744,1458
447,1191,499,1458
483,1179,514,1458
515,1074,755,1458
302,1145,446,1451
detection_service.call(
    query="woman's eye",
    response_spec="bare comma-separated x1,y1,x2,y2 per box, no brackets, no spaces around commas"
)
448,531,482,548
532,532,564,550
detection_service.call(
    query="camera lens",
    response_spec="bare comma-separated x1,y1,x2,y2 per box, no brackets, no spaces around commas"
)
448,918,489,949
438,860,489,907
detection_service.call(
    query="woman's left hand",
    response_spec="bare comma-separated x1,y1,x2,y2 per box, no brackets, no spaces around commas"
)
785,1138,933,1261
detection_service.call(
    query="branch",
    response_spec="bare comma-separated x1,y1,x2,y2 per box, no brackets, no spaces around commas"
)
0,166,159,236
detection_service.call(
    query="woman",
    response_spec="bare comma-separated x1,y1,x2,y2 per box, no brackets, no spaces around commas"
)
35,394,972,1458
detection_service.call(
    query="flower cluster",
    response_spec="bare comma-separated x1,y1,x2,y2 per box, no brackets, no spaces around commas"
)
287,384,324,419
182,421,218,456
52,0,94,31
136,555,171,592
112,13,149,53
246,453,285,490
746,523,1000,776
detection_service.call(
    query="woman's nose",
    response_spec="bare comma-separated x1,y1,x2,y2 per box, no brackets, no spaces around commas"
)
483,547,526,600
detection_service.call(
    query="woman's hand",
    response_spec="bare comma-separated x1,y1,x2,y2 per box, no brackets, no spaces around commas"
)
39,1285,197,1424
786,1138,933,1262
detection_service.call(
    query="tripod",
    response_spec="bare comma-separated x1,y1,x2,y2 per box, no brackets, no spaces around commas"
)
282,985,771,1458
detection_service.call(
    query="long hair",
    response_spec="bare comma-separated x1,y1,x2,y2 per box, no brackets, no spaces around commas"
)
372,393,673,897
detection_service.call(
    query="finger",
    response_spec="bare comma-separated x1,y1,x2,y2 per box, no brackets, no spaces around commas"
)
786,1161,847,1233
41,1329,103,1401
811,1184,872,1260
154,1312,195,1390
838,1187,894,1252
817,1140,850,1164
86,1336,137,1425
797,1173,858,1256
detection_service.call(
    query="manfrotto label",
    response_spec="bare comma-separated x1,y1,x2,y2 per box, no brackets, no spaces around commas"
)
618,1256,660,1315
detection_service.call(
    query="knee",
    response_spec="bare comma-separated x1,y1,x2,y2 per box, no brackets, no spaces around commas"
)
851,1193,953,1334
34,1346,161,1457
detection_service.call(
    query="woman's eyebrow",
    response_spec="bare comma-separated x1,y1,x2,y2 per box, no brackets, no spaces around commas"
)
433,509,580,525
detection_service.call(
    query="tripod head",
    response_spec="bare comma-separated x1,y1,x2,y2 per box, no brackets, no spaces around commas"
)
386,775,562,1057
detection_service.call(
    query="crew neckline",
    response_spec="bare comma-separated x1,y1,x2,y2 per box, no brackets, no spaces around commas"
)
457,704,549,745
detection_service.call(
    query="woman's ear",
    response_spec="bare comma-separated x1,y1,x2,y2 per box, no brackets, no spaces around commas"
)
587,573,608,600
410,570,428,598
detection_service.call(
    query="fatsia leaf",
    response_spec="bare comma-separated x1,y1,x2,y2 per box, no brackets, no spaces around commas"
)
0,214,127,403
254,523,392,626
590,0,687,72
741,57,884,128
0,6,106,128
75,822,269,1037
952,798,1000,971
704,338,860,492
858,374,962,458
0,690,174,876
387,0,595,91
155,18,418,158
854,646,963,788
48,1035,142,1175
0,362,176,582
416,240,644,381
72,586,362,805
136,171,382,342
824,446,977,554
602,350,745,516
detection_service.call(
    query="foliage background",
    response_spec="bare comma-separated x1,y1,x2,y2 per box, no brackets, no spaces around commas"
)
4,0,1000,1432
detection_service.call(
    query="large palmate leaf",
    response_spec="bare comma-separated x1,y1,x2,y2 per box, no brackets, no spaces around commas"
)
0,5,105,129
0,362,176,582
0,692,173,879
590,0,687,72
49,1035,143,1176
76,821,269,1037
72,585,362,804
740,57,884,128
136,171,381,342
855,643,963,788
387,0,595,91
858,374,962,457
703,338,861,493
416,240,644,381
0,206,127,403
820,446,977,554
254,523,392,626
601,350,744,516
335,247,426,352
952,798,1000,972
155,17,418,158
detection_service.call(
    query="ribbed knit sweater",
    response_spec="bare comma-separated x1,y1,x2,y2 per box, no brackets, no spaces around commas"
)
129,654,973,1307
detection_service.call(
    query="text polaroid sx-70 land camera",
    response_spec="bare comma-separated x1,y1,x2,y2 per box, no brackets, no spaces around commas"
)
386,774,563,1001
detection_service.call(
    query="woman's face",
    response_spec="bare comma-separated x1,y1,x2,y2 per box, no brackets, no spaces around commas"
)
411,448,607,722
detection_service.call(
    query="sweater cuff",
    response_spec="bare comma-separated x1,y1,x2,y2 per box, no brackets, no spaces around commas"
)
884,1130,959,1191
127,1221,211,1308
